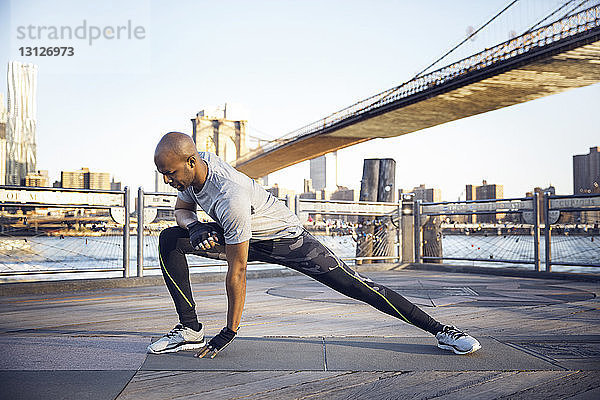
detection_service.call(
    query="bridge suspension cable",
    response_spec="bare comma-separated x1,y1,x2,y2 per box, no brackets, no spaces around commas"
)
413,0,521,79
525,0,587,33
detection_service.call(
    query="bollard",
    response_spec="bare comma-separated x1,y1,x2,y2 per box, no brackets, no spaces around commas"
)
137,187,144,277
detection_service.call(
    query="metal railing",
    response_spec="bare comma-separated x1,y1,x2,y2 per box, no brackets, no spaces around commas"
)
2,188,598,281
0,185,131,278
417,193,600,272
235,5,600,166
295,197,401,263
135,193,403,275
544,193,600,270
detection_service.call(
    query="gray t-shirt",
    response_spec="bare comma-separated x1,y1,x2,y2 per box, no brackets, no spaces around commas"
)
178,152,302,244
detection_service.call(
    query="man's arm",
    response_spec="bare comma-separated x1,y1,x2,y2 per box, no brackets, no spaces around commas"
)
174,197,197,228
195,240,248,358
175,198,222,251
224,241,249,331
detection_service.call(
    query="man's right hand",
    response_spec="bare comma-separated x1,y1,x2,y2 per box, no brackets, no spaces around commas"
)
195,327,237,359
187,221,221,250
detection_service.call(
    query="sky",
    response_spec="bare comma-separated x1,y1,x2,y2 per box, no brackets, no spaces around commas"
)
1,0,598,201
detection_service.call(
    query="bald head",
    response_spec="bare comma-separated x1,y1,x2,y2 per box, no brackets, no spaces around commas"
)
154,132,197,163
154,132,206,191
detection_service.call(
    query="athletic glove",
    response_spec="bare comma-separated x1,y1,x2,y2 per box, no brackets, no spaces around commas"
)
195,327,237,359
187,221,221,250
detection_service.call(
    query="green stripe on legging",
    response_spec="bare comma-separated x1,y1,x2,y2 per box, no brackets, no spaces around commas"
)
158,243,194,309
328,252,412,325
311,230,413,325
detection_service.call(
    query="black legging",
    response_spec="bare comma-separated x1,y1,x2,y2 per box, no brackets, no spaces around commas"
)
158,225,444,335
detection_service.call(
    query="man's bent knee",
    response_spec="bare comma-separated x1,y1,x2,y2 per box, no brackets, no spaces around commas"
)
159,226,188,252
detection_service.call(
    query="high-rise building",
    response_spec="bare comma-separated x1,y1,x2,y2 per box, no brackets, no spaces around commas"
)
0,92,7,186
265,183,295,203
310,152,337,192
191,107,248,164
61,168,111,190
476,180,503,200
465,180,504,223
154,170,177,193
573,146,600,194
61,170,86,189
330,186,356,201
6,61,38,186
465,184,476,201
87,171,110,190
400,184,441,203
300,179,317,199
110,178,122,191
24,170,49,187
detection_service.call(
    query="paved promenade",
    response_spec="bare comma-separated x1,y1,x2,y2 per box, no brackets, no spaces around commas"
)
1,266,599,399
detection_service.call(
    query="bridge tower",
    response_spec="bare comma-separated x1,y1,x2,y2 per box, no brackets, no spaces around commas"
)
191,106,248,164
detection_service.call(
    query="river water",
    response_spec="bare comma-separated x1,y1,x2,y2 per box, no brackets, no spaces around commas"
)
0,234,597,282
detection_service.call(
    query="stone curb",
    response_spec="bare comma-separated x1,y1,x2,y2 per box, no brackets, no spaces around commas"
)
2,262,597,297
0,263,400,297
407,262,600,282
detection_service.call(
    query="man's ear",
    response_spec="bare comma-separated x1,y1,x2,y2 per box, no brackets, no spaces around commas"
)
187,155,196,168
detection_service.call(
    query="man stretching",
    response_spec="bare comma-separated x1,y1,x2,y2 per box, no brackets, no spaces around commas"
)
149,132,481,358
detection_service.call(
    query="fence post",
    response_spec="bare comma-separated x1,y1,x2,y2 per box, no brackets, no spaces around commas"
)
401,194,415,263
137,187,144,278
123,186,130,278
414,199,422,263
396,201,402,263
532,192,541,271
544,192,552,272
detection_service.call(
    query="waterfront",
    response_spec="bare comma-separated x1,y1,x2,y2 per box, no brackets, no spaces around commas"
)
1,233,598,282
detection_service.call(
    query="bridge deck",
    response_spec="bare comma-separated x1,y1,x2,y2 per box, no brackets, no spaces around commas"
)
1,267,599,399
236,35,600,178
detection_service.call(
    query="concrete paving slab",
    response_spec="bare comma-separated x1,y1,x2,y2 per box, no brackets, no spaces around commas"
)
140,336,564,372
501,335,600,371
324,337,561,371
266,274,596,308
0,336,148,370
141,337,324,371
0,370,135,400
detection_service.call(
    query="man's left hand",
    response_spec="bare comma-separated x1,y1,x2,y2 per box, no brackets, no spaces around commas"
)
195,327,237,358
188,221,221,251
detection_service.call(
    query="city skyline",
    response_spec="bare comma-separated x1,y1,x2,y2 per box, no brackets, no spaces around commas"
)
0,64,597,200
1,0,599,200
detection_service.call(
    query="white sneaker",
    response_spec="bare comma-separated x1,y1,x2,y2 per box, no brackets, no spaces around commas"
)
436,325,481,355
147,324,205,354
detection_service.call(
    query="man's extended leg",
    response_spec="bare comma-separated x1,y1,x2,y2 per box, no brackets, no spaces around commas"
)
248,230,442,334
248,230,480,353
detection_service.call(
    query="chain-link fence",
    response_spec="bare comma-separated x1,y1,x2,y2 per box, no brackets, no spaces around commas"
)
3,187,598,282
295,198,401,264
417,193,600,273
418,196,540,269
544,194,600,272
0,186,130,281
